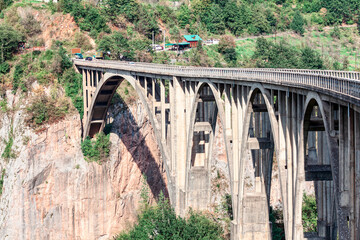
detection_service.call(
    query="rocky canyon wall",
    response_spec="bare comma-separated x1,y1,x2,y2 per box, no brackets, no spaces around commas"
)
0,90,167,240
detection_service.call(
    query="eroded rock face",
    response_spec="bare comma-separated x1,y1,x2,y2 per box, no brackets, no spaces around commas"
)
0,92,167,240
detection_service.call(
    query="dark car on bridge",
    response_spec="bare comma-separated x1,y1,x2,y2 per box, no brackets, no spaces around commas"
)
85,57,93,61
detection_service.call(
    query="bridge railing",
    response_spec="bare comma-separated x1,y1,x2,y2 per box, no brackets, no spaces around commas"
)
101,60,360,80
74,60,360,102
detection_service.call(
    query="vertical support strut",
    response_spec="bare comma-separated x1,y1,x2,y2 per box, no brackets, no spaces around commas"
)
171,76,187,216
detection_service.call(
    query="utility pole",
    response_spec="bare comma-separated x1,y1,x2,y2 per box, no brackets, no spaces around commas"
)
163,29,166,50
152,31,155,51
1,42,4,63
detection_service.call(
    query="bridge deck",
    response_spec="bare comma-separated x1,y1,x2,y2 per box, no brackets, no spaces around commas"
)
74,60,360,106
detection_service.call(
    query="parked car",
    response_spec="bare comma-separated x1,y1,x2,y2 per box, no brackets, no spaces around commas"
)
150,44,164,51
85,57,93,61
74,53,83,59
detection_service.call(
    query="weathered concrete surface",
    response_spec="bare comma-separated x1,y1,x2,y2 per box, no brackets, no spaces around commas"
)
0,90,167,240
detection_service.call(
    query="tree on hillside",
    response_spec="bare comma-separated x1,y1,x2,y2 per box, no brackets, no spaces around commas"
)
177,4,191,29
204,3,225,34
0,0,12,12
290,11,305,35
218,35,237,64
97,32,134,60
0,24,23,63
223,0,243,35
104,0,140,23
253,38,300,68
300,47,323,69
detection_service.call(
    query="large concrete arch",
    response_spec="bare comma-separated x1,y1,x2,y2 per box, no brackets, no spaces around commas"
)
185,81,233,208
294,92,350,239
236,83,287,239
84,72,174,202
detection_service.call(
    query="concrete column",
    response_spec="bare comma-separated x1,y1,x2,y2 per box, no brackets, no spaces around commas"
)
152,79,156,115
355,111,360,239
291,93,298,197
173,76,187,215
322,102,350,239
232,85,239,214
225,84,232,138
285,91,294,239
348,108,356,239
82,69,88,123
339,106,350,206
160,79,166,142
278,90,290,239
170,79,175,176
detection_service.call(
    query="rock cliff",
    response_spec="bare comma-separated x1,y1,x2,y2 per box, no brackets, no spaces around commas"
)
0,89,167,240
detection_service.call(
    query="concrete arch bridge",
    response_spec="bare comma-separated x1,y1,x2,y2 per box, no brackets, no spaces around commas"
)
74,60,360,240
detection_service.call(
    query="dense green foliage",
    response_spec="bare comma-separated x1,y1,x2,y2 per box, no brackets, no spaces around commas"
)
26,94,70,127
302,194,318,232
218,35,237,65
269,207,285,240
50,0,360,40
290,11,305,35
115,193,223,240
0,24,22,63
253,37,323,69
12,57,27,93
60,68,83,118
97,31,152,61
0,62,9,75
0,0,12,13
97,31,134,60
58,0,110,36
81,132,111,162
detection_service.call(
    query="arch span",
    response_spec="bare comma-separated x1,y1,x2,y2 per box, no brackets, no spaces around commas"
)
84,72,173,201
184,81,233,211
186,81,232,188
294,92,350,239
237,83,287,239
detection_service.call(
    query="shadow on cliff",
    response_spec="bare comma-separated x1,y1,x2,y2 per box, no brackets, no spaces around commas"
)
106,92,169,200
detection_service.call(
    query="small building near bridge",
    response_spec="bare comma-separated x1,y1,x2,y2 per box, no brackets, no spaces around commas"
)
182,35,202,48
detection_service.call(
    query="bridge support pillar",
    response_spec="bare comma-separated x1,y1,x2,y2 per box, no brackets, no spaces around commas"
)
170,76,187,216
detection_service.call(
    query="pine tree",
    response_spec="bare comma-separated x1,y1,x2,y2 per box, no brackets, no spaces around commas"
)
290,11,305,36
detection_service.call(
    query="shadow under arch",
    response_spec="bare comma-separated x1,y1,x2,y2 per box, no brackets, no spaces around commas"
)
237,83,286,239
84,72,170,200
294,92,349,239
185,81,233,210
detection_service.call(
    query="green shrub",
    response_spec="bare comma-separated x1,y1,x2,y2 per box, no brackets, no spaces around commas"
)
253,38,324,69
12,63,26,93
20,13,41,37
269,207,285,240
73,32,92,51
1,127,15,159
0,24,23,63
0,98,7,112
115,193,223,240
0,169,5,195
81,132,110,163
290,11,305,35
0,62,9,75
60,68,83,118
330,25,341,39
26,95,70,127
302,193,317,232
35,70,53,85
